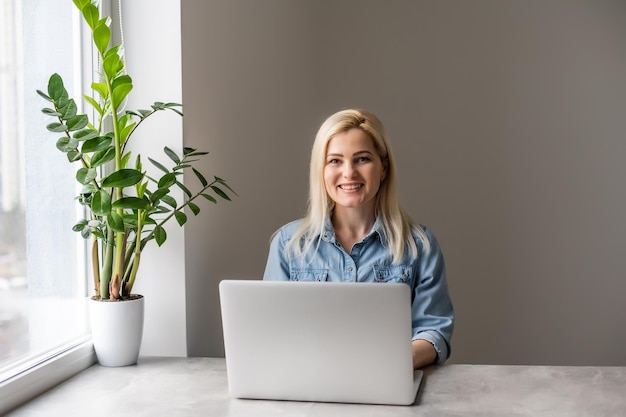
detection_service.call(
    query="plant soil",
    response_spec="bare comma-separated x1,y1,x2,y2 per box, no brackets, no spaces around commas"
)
90,294,144,302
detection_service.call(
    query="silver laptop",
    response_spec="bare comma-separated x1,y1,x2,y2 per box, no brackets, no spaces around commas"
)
219,279,423,405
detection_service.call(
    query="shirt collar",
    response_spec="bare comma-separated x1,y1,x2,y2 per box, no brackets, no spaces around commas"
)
320,215,385,244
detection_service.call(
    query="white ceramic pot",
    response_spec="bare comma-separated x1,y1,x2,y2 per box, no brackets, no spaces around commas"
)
89,295,145,367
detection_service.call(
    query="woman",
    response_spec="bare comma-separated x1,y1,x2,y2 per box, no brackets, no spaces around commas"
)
263,109,454,369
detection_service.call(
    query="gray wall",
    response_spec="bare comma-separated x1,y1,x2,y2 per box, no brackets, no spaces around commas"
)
181,0,626,365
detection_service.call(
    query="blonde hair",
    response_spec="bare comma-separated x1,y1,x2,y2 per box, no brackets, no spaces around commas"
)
287,109,429,263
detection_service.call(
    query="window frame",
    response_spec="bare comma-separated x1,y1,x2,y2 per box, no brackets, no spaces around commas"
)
0,0,109,412
0,340,95,414
1,0,187,410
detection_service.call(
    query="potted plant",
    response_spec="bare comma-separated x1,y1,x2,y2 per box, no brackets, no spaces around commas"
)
36,0,234,366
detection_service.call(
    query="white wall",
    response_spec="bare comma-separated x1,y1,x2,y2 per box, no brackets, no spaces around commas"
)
181,0,626,365
117,0,186,357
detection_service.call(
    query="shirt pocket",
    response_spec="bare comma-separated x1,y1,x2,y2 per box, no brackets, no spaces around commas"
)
372,264,412,284
290,268,329,282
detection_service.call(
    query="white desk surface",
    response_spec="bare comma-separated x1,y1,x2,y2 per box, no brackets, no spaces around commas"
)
7,357,626,416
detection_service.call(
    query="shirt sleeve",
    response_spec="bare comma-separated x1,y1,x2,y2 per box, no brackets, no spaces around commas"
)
411,227,455,364
263,229,290,281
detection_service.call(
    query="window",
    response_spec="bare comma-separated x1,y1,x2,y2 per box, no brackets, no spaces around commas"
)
0,0,90,386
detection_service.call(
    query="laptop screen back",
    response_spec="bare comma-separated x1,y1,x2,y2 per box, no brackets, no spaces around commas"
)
219,280,421,405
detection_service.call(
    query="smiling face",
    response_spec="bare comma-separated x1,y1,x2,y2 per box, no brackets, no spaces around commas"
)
323,128,387,213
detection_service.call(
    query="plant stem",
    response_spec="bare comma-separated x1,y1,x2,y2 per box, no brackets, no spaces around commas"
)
125,211,144,295
91,237,100,298
101,49,126,299
100,228,114,299
120,110,154,155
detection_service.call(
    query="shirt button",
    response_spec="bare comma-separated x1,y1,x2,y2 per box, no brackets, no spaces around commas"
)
348,267,353,272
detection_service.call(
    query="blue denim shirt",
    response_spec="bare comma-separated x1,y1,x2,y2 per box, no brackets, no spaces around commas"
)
263,217,454,363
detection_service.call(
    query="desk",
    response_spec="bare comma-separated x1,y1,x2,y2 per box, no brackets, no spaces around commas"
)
7,357,626,416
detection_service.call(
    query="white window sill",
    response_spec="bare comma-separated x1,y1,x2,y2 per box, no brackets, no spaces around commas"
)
0,339,96,415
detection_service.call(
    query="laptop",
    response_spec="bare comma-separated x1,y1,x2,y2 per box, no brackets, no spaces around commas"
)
218,279,423,405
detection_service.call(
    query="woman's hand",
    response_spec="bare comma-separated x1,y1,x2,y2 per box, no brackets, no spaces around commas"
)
412,339,437,369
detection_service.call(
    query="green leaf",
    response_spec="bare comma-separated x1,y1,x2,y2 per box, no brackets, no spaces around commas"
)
104,44,123,61
36,89,53,102
188,202,200,216
161,195,177,209
119,121,136,143
111,75,133,108
93,20,111,55
107,211,125,233
174,210,187,226
72,219,88,232
73,0,91,9
192,168,208,187
92,190,112,216
90,147,116,167
56,137,78,152
83,95,103,115
41,108,62,116
176,181,192,198
103,53,123,81
67,150,82,162
112,84,133,109
125,110,140,117
58,99,77,120
148,157,169,174
152,205,171,214
81,136,112,153
215,177,238,196
76,167,97,185
47,73,66,101
149,187,170,203
126,110,154,120
56,96,70,112
66,114,89,131
158,173,177,189
47,122,67,133
76,1,99,29
123,214,139,228
201,193,217,204
121,151,132,169
163,147,180,164
184,148,209,157
73,0,90,7
135,154,143,171
73,128,99,141
81,227,92,239
91,82,108,100
102,169,144,188
112,197,150,210
167,107,183,117
154,225,166,246
138,109,153,119
137,181,148,199
211,185,231,201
